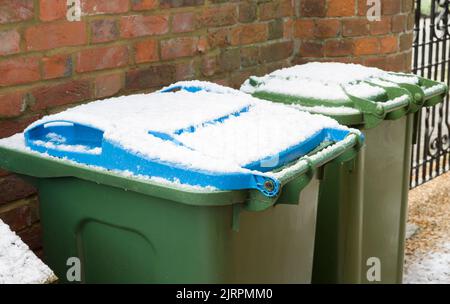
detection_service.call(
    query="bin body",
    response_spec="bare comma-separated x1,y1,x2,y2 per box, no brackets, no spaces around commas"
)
36,175,319,284
312,150,364,283
359,115,413,283
242,62,447,284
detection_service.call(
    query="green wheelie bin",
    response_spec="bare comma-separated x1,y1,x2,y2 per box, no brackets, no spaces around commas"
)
241,62,447,284
0,81,364,284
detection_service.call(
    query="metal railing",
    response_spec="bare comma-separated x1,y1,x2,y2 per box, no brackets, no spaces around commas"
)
411,0,450,187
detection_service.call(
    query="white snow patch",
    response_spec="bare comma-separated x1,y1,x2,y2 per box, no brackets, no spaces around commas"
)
0,220,56,284
291,104,360,115
404,242,450,284
241,62,419,102
423,83,447,96
1,82,348,176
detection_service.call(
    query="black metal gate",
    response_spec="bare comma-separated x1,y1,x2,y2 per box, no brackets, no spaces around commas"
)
411,0,450,187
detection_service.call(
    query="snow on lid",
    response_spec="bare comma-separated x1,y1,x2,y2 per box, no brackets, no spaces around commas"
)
176,102,345,167
291,104,361,115
269,62,387,84
11,81,348,175
0,134,220,191
382,73,420,85
26,89,253,134
423,83,447,95
0,220,56,284
241,77,385,101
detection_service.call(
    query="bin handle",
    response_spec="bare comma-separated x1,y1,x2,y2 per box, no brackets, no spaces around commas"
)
271,132,362,185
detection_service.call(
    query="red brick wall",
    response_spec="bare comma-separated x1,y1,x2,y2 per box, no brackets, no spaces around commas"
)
0,0,414,256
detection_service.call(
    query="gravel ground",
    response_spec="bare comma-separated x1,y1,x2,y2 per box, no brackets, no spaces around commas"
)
403,171,450,283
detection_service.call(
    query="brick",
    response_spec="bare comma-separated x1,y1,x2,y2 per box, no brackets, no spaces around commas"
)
18,224,42,251
386,53,406,72
120,15,169,38
201,54,219,77
260,41,293,63
354,37,380,55
369,16,391,35
327,0,355,17
219,48,240,72
134,39,159,63
0,114,42,139
76,46,128,73
125,65,176,91
0,92,26,118
175,60,196,80
294,19,315,38
314,19,341,38
283,18,294,39
324,39,354,57
25,22,87,51
161,37,198,60
382,0,401,15
0,57,40,87
268,19,284,40
131,0,158,10
40,0,67,21
0,0,34,24
357,0,368,16
197,36,209,54
300,0,326,17
172,12,196,33
208,28,230,49
342,18,368,37
160,0,204,8
241,46,260,68
95,73,122,98
42,54,73,80
91,19,120,44
299,41,324,57
230,23,268,46
0,29,20,55
239,1,257,23
259,0,293,21
81,0,129,15
400,32,414,52
380,35,398,54
0,175,36,205
392,14,406,33
30,80,92,111
0,205,32,231
402,0,414,13
197,5,237,27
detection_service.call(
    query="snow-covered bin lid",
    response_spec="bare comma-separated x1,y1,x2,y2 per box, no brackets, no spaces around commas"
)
0,220,57,284
21,81,362,197
241,62,447,128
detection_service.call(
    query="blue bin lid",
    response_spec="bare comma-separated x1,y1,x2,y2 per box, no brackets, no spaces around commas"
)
24,81,353,197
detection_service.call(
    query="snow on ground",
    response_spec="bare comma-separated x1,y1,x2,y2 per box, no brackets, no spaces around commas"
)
405,171,450,284
0,220,57,284
403,242,450,284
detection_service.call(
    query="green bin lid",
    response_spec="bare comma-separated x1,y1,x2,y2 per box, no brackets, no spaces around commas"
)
241,62,447,128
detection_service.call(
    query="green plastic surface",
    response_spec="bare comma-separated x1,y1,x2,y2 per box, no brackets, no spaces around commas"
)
0,133,361,283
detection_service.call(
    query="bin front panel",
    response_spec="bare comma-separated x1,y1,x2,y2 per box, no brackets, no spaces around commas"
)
360,115,412,283
37,176,320,283
229,179,320,283
312,150,364,284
